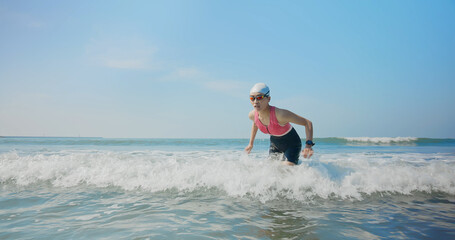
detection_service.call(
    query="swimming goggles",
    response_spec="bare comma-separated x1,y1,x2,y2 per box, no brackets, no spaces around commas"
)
250,91,269,101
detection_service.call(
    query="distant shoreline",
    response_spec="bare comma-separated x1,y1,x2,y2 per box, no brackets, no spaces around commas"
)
0,136,103,139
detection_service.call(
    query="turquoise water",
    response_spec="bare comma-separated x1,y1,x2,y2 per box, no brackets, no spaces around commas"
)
1,137,455,239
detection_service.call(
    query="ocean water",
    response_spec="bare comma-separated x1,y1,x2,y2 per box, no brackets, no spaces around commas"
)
1,137,454,239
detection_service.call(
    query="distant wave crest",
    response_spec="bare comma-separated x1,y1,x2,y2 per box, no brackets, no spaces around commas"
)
342,137,419,144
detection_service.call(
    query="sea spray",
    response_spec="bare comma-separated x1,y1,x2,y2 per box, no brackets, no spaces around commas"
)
2,149,454,202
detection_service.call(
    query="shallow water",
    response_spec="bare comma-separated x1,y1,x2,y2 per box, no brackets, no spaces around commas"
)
1,137,455,239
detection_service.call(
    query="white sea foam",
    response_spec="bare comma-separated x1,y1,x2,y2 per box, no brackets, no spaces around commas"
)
75,214,101,221
1,150,454,202
343,137,418,144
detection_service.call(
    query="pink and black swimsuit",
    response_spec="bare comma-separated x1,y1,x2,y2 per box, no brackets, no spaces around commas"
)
254,106,302,164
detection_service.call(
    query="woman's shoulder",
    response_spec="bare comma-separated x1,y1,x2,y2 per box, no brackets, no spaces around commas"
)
274,107,291,116
274,107,294,122
248,110,255,120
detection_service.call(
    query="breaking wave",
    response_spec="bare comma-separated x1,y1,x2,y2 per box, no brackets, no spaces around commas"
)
1,150,454,202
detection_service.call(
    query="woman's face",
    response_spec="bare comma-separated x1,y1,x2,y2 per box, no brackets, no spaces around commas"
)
250,92,270,111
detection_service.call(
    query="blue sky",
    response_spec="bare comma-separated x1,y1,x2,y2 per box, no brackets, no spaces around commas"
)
0,0,454,138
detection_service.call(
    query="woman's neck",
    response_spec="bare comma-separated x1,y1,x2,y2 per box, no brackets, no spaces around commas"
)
257,105,271,117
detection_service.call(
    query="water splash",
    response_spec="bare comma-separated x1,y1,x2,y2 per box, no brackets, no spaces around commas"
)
1,150,454,202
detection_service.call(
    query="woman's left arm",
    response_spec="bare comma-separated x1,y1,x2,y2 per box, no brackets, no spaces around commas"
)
278,109,313,140
277,108,314,158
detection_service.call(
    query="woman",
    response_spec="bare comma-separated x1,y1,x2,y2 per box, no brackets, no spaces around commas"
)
245,83,314,165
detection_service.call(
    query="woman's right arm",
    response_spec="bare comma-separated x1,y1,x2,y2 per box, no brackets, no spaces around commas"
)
245,111,258,154
245,122,258,154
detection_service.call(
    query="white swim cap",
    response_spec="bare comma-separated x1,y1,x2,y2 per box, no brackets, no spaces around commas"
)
250,83,270,96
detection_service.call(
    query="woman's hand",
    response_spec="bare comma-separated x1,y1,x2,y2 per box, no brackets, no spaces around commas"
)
302,147,314,158
244,144,253,154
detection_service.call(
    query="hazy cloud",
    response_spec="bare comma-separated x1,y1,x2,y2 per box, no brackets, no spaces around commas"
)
0,7,45,29
175,68,204,79
86,37,159,70
203,80,248,92
85,35,249,97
